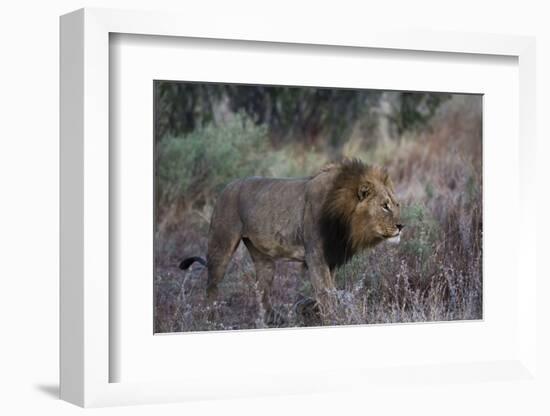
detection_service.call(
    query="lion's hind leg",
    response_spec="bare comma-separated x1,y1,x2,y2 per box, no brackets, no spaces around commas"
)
205,226,242,304
204,181,244,305
242,239,284,326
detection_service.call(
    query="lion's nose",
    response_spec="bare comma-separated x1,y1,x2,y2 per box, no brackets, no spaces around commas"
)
396,224,404,231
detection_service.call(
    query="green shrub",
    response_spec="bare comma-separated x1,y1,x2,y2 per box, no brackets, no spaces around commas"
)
400,203,439,265
334,253,368,290
157,113,270,208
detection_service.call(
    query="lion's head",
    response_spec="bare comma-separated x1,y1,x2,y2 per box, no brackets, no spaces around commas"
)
320,159,403,270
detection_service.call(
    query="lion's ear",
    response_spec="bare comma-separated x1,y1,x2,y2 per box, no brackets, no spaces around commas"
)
358,183,371,201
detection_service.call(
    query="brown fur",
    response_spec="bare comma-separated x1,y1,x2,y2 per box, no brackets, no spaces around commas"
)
180,158,402,324
320,160,400,269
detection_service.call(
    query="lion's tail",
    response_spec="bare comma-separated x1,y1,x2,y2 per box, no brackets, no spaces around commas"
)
179,256,207,270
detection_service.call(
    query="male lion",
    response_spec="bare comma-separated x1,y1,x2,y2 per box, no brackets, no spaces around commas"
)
180,159,403,324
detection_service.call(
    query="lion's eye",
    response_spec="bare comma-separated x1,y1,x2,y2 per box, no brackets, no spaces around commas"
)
382,203,391,212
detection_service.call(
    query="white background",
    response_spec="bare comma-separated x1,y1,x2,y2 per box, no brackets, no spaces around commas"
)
1,1,548,415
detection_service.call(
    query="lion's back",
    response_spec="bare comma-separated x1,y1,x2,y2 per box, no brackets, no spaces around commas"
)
210,177,308,258
237,177,307,235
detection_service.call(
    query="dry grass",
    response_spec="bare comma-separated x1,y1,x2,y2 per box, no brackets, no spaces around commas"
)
154,95,482,333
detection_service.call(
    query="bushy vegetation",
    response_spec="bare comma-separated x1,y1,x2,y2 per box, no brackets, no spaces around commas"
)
155,81,450,146
157,113,270,210
154,88,482,333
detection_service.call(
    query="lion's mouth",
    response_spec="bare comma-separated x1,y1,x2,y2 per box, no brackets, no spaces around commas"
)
386,232,401,244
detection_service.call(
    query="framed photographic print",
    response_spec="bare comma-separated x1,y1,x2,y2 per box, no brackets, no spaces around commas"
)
60,7,538,408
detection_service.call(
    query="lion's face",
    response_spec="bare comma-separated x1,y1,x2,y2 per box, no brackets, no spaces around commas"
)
357,179,402,243
321,160,404,267
349,167,403,247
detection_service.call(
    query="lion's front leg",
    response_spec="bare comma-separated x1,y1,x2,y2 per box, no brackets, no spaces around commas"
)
301,188,337,325
303,253,336,324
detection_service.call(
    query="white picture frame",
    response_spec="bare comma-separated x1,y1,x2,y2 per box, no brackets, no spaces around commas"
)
60,7,538,408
